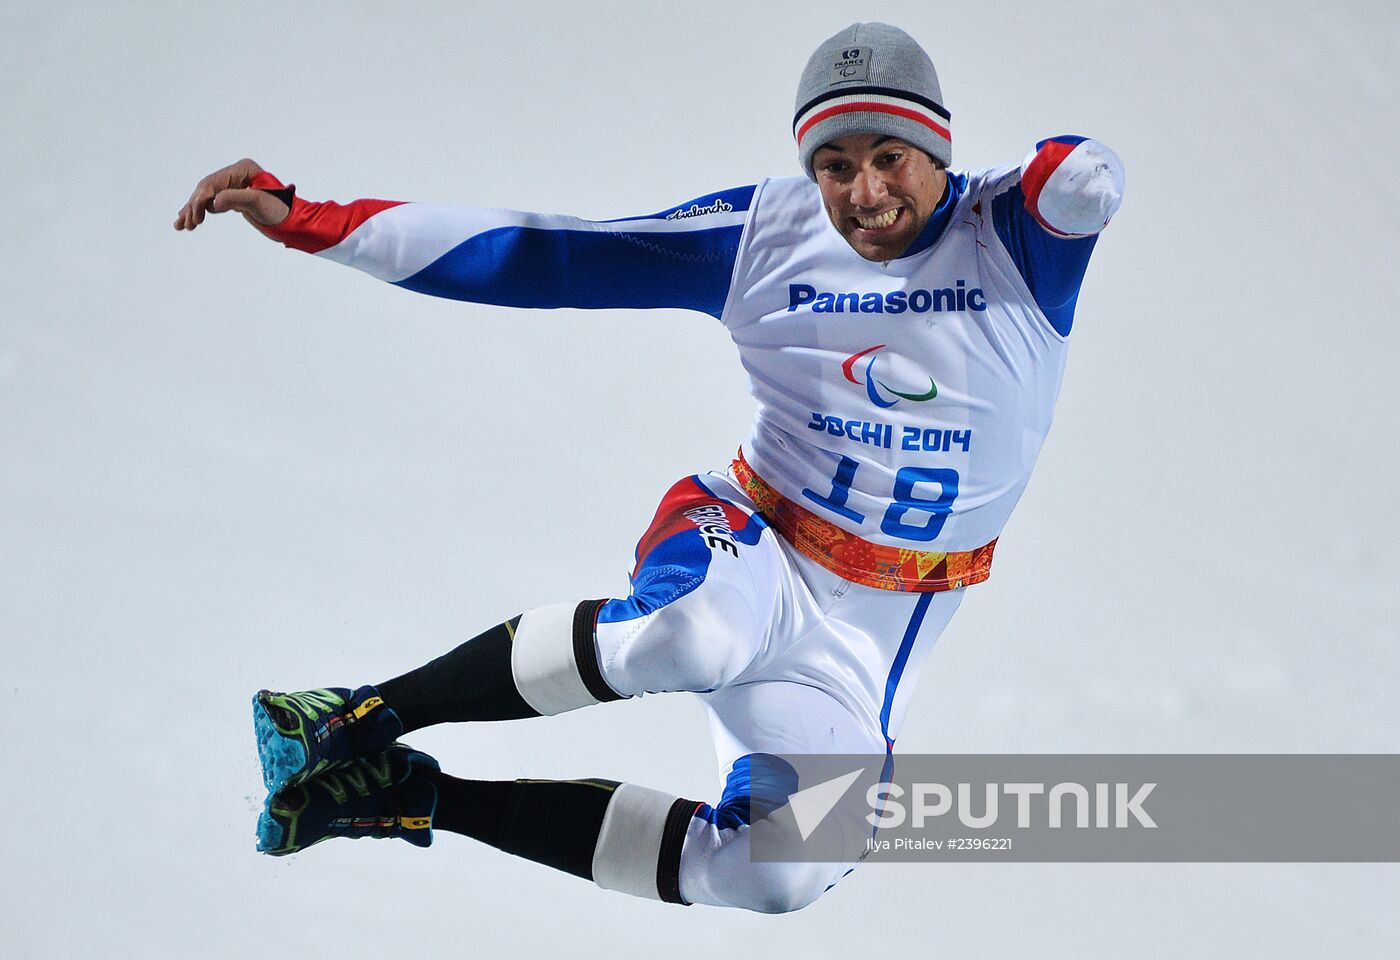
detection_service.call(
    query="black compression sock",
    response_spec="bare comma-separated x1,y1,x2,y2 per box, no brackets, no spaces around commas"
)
424,771,620,880
377,617,539,731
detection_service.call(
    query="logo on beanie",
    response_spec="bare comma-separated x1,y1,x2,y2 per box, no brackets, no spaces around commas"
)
831,47,869,83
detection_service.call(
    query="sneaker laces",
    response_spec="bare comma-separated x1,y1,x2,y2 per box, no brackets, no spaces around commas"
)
311,753,398,806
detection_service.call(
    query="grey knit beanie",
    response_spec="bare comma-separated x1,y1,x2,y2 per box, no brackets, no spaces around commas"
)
793,23,951,179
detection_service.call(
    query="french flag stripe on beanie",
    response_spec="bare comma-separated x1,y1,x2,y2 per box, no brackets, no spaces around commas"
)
795,92,950,147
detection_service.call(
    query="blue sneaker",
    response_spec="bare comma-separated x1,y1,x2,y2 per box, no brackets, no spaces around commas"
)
256,744,439,856
253,685,404,794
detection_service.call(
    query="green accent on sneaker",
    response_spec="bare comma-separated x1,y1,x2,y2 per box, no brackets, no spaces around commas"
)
313,753,396,805
253,685,402,795
279,689,347,721
256,745,438,857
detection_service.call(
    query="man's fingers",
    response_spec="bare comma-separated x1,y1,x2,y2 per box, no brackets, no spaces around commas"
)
174,158,266,231
177,195,212,230
174,189,205,230
175,198,200,230
193,185,217,226
188,190,214,229
175,191,210,230
210,187,290,226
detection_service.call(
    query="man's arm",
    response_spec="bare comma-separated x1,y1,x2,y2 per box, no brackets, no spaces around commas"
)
174,159,753,320
991,136,1125,336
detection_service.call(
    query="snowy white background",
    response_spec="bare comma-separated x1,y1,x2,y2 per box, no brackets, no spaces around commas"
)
3,0,1398,955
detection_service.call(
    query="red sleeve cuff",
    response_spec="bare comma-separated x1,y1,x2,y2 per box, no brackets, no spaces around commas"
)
1020,140,1080,237
246,170,404,254
246,170,311,248
248,170,289,191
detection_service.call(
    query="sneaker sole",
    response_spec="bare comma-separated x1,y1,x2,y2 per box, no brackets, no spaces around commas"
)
255,801,286,855
252,694,309,794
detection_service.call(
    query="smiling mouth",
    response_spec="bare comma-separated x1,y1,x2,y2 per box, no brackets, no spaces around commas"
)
853,207,902,232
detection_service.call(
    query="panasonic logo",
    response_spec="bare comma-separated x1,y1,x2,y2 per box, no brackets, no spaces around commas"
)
788,281,988,314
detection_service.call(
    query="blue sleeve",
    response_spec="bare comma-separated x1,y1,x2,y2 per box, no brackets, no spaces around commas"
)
991,184,1098,337
391,186,754,321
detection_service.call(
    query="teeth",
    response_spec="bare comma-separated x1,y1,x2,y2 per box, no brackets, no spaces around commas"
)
856,208,900,230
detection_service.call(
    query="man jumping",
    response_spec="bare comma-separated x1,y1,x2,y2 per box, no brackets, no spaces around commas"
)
174,22,1123,913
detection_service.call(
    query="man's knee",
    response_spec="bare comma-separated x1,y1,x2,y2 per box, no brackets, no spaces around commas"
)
601,581,764,694
680,793,855,913
733,860,835,914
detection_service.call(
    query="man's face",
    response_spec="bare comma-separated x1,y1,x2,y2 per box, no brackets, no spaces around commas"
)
812,133,948,262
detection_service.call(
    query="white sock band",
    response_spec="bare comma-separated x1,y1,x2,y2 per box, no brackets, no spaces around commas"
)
511,603,599,715
592,783,689,901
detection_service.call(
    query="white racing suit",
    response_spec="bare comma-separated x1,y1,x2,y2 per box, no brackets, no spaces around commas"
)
252,135,1124,910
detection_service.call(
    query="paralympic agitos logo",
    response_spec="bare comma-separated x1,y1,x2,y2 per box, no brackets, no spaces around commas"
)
843,345,937,409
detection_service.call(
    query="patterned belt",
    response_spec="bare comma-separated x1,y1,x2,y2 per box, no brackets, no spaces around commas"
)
730,450,996,593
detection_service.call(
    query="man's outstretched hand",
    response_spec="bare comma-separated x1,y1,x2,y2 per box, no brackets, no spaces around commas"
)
173,158,290,232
